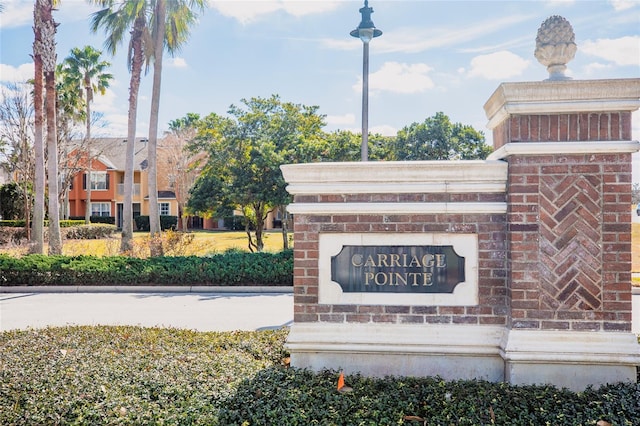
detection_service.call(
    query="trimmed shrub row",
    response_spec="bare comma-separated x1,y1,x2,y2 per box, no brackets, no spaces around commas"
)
134,215,179,231
0,220,85,228
69,215,116,225
0,249,293,286
64,224,118,240
1,326,638,425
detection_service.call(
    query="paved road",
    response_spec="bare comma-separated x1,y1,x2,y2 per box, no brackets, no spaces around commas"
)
1,290,638,334
634,291,640,334
0,291,293,332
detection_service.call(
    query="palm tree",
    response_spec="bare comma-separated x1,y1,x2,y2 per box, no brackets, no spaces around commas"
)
90,0,148,253
62,46,112,224
91,0,204,254
146,0,204,256
32,0,62,254
40,0,63,255
31,0,47,254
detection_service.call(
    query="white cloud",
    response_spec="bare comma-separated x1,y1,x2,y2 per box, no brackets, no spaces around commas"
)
209,0,342,25
0,0,33,29
376,15,532,54
583,62,613,76
0,0,100,29
544,0,575,7
610,0,637,11
326,113,355,126
93,113,128,138
581,36,640,66
370,124,397,137
467,51,530,80
322,14,532,54
92,88,118,114
167,57,188,68
0,63,34,83
353,62,434,95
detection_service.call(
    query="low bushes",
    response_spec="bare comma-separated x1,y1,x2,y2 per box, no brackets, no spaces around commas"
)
1,326,637,425
69,215,116,225
0,227,26,245
0,220,84,228
134,215,178,231
64,224,118,240
0,249,293,286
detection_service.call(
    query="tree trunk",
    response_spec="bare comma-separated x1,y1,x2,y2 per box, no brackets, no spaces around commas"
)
46,68,62,254
254,202,266,252
84,87,92,224
120,16,145,254
30,0,46,254
147,0,166,257
245,221,255,253
41,0,62,255
23,182,32,242
280,207,289,250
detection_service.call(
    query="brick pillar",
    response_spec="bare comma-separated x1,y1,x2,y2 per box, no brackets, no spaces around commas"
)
485,79,640,388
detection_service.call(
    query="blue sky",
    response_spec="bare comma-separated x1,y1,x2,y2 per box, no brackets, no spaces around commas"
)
1,1,639,174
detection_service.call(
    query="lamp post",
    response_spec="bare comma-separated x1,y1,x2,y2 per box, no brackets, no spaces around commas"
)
351,0,382,162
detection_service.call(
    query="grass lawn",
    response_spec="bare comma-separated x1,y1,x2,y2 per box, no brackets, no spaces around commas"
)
1,326,637,425
0,230,290,257
62,230,289,257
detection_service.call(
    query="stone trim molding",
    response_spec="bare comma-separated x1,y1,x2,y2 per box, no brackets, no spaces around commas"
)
286,323,506,381
488,140,640,160
287,325,640,364
286,323,505,356
484,79,640,130
286,202,507,215
281,161,508,195
285,182,505,195
501,330,640,365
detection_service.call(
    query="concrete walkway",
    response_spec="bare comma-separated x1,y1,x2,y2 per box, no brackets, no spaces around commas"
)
0,290,293,332
1,288,638,334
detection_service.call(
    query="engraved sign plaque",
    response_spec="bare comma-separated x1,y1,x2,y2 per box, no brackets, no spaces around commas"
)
330,245,465,293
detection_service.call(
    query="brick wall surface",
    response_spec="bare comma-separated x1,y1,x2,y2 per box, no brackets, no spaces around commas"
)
505,153,632,332
290,107,633,333
292,192,509,326
492,112,632,146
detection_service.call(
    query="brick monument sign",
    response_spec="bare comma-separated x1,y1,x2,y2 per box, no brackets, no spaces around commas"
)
280,16,640,390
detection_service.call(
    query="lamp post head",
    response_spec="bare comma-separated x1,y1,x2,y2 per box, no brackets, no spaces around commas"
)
350,0,382,43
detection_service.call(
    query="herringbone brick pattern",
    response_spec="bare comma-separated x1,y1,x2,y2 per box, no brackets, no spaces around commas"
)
538,173,602,311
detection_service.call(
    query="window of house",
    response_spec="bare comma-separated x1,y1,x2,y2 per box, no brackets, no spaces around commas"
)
91,202,111,217
84,172,109,190
159,203,170,216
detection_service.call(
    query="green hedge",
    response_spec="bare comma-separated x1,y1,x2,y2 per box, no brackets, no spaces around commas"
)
64,224,118,240
224,215,247,231
0,220,25,227
134,215,178,231
69,216,116,225
1,326,638,425
0,220,85,228
0,250,293,286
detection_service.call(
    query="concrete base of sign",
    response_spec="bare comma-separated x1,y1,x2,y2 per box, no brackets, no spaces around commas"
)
286,324,640,389
286,323,505,381
502,330,640,391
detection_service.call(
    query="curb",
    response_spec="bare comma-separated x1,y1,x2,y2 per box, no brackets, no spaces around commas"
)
0,286,293,294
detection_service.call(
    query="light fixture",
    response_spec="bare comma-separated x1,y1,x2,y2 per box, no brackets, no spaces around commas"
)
350,0,382,161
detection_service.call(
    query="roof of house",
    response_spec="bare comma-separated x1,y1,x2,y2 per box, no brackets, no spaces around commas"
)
70,138,150,172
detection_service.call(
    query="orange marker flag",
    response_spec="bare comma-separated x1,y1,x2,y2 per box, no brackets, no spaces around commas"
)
337,371,345,390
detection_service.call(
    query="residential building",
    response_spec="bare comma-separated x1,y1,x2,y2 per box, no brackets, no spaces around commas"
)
65,137,178,229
